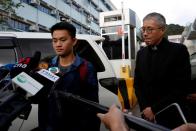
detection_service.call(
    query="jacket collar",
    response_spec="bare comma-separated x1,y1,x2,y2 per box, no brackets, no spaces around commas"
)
51,54,83,72
148,38,169,51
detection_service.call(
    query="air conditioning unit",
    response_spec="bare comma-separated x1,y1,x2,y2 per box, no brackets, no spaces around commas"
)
66,18,72,23
86,16,93,23
96,7,102,12
30,0,40,6
29,25,39,31
51,9,58,16
60,16,66,21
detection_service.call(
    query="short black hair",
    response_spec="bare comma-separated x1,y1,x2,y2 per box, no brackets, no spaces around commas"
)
50,22,76,38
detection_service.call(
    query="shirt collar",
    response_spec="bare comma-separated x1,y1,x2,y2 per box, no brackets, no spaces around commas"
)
148,38,168,51
51,54,83,70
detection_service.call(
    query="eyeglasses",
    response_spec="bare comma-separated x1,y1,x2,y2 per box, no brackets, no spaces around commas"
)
140,27,163,34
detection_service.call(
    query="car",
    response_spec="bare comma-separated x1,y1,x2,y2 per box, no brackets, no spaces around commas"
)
0,32,121,131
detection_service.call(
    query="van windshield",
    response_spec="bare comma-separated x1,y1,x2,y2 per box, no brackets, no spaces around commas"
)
0,37,17,65
0,49,16,65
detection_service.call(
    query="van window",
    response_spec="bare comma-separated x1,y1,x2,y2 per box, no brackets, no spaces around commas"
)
74,40,105,72
0,37,16,48
0,37,17,66
0,49,16,66
17,39,55,58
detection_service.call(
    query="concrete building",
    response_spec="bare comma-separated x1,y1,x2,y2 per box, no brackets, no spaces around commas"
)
0,0,116,34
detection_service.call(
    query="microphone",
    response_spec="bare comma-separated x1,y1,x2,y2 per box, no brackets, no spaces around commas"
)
38,55,53,70
12,69,60,96
10,51,41,78
0,51,41,129
53,91,171,131
11,54,60,100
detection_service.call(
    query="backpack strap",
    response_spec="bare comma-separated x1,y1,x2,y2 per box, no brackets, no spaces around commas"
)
79,59,88,82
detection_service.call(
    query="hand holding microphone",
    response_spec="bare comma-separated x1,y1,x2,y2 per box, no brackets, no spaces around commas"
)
0,51,42,129
9,51,41,95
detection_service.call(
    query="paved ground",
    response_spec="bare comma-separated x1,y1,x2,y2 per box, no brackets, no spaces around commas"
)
8,104,38,131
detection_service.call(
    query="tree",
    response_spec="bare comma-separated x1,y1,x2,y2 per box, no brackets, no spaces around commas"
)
0,0,23,30
166,24,184,36
0,0,22,15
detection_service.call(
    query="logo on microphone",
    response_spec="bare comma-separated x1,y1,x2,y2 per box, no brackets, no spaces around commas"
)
13,63,27,68
16,74,27,83
48,67,59,74
12,72,43,96
37,69,59,82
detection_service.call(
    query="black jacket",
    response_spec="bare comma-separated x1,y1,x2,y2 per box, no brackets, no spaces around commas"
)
134,38,191,114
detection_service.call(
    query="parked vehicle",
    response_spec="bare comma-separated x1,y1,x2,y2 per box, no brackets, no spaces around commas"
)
190,52,196,79
0,31,121,131
181,18,196,79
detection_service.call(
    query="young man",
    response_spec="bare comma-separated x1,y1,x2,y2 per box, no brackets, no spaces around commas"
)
134,12,191,127
37,22,100,131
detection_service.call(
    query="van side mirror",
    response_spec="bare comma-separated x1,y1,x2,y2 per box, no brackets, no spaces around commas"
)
99,77,118,94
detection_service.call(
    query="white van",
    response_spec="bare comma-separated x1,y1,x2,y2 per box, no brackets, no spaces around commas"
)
0,32,121,131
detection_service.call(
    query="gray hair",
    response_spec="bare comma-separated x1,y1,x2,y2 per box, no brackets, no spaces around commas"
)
143,12,166,27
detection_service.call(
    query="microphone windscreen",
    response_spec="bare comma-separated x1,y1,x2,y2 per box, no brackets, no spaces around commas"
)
10,51,41,78
32,51,41,63
28,51,41,70
27,69,60,99
38,56,53,70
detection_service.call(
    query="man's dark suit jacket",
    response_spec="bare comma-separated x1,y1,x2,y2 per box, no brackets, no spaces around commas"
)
134,38,191,114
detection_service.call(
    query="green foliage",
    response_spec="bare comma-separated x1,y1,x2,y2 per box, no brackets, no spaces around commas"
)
165,24,184,36
0,0,23,14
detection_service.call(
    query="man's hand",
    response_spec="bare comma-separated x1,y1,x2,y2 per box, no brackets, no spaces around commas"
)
142,107,155,122
97,105,128,131
187,93,196,103
172,123,196,131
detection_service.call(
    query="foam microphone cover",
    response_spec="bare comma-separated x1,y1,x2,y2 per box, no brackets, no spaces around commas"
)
10,51,41,78
27,51,41,71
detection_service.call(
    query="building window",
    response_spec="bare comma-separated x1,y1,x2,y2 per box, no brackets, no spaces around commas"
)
83,11,89,17
72,3,80,12
105,4,112,10
38,5,50,15
21,0,51,15
9,19,29,31
91,2,97,9
21,0,30,4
